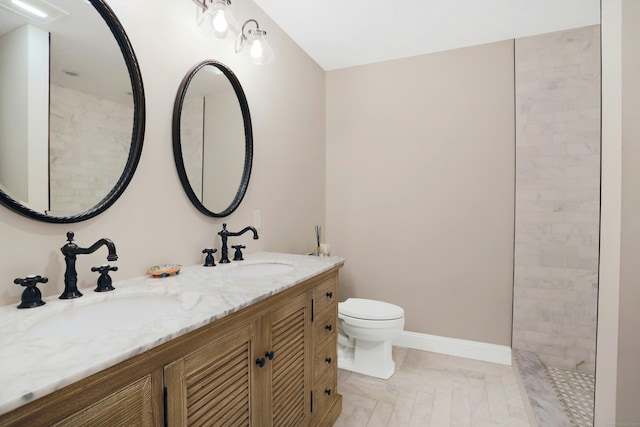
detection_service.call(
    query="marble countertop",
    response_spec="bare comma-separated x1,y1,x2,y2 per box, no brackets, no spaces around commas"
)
0,252,344,416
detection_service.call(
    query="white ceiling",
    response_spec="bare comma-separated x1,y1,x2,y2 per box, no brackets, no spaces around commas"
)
252,0,601,71
0,0,132,105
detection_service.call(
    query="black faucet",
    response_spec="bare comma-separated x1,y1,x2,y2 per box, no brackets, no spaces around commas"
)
218,223,259,263
60,231,118,299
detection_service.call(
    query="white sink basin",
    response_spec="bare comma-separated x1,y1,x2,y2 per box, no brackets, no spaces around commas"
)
227,261,294,277
25,294,194,339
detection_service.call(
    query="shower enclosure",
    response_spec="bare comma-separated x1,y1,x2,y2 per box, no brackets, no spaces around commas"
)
512,25,601,427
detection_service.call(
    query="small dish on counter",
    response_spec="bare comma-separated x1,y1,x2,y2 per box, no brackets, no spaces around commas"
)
148,264,182,277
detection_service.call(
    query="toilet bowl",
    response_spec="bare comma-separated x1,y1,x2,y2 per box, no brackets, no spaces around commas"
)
337,298,405,379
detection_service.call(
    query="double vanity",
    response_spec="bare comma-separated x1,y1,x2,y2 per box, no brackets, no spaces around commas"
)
0,252,344,426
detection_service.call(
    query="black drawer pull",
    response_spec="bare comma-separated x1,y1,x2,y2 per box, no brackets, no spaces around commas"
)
326,291,333,299
256,358,266,368
325,388,332,396
325,357,332,364
325,324,333,331
265,351,275,360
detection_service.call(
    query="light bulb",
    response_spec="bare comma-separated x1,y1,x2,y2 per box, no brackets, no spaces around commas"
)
249,39,263,59
212,11,228,35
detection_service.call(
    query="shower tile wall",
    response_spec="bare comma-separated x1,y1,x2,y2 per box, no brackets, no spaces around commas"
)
513,25,601,374
49,84,133,216
180,98,204,198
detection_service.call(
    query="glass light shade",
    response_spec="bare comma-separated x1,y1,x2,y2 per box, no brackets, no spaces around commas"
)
198,0,237,40
245,28,274,65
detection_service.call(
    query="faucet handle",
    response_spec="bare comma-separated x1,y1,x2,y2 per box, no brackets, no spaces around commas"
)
202,248,217,267
14,275,48,309
232,245,246,261
91,265,118,292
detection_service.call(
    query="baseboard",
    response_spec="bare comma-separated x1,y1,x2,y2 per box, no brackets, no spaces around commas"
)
393,330,512,366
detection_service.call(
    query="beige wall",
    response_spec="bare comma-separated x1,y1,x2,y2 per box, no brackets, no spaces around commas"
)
0,0,326,306
326,41,515,346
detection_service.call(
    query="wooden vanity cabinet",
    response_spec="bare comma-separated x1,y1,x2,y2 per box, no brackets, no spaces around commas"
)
0,266,342,427
163,292,311,426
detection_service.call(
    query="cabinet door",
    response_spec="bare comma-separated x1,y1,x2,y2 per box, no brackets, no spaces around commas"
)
164,320,261,427
51,374,158,427
264,292,311,426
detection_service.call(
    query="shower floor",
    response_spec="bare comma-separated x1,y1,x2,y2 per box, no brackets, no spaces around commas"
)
514,350,596,427
544,365,595,427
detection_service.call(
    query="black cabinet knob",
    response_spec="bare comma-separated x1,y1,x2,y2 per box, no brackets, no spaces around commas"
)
325,357,332,364
265,351,275,360
325,324,333,331
325,389,332,396
256,358,266,368
326,291,333,299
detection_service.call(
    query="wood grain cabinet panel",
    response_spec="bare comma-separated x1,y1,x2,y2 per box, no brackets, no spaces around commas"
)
51,375,156,427
313,277,337,313
164,320,261,426
265,293,311,426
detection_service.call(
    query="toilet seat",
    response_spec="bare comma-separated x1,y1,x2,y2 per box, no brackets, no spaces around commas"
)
338,314,404,330
339,298,404,320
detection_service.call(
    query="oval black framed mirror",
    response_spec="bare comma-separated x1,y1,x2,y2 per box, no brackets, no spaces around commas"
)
172,60,253,217
0,0,145,223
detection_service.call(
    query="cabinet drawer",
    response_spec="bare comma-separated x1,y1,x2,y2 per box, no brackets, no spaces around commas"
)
314,306,337,347
313,277,337,314
313,337,337,383
312,367,338,420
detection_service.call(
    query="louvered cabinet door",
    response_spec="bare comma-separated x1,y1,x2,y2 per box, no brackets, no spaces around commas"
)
264,292,311,426
164,320,261,427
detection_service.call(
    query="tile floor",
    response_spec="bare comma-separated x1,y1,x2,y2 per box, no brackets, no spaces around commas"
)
334,347,535,426
544,366,594,427
513,350,572,427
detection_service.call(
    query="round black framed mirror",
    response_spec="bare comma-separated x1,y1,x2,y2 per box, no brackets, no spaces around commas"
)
172,60,253,217
0,0,145,223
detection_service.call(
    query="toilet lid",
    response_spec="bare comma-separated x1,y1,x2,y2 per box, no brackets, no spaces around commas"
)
339,298,404,320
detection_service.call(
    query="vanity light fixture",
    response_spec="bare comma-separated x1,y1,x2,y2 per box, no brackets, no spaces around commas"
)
236,19,274,65
191,0,274,65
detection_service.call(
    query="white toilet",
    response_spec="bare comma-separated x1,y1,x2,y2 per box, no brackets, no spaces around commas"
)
337,298,405,379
